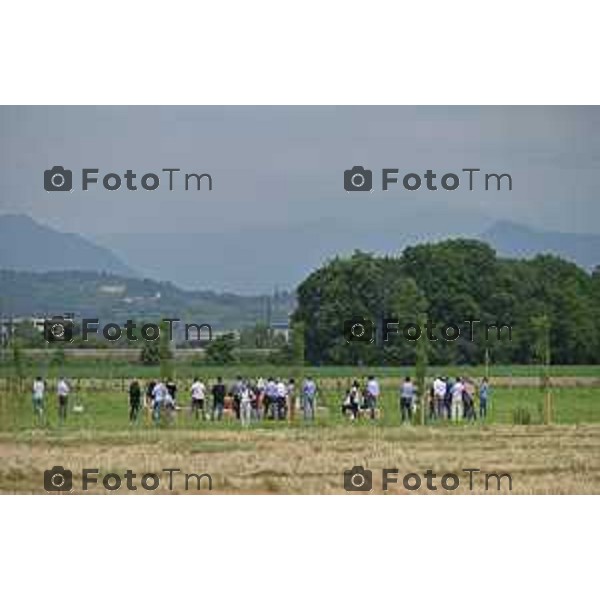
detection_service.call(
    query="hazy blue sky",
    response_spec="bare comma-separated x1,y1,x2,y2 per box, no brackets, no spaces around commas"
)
1,106,599,236
1,106,599,292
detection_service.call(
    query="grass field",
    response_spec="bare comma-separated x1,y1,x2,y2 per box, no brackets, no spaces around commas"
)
2,359,600,380
1,382,599,494
1,385,600,430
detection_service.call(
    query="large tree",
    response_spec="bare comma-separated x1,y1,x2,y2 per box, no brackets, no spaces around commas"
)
294,240,599,366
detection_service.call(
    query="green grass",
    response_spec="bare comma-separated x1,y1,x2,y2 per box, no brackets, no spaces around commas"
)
2,358,600,381
1,385,599,433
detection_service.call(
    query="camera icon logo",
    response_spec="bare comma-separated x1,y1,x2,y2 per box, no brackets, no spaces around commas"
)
43,316,74,343
44,466,73,492
344,466,373,492
343,317,375,344
344,166,373,192
44,166,73,192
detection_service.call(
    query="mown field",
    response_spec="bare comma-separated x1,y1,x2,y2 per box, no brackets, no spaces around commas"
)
1,425,599,494
0,379,599,494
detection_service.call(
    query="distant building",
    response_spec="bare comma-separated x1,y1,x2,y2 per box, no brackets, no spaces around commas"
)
270,320,290,342
0,314,73,337
0,316,47,342
99,284,126,295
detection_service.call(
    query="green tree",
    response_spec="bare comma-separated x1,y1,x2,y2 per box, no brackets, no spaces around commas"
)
159,320,174,380
206,333,237,364
50,345,66,371
140,341,160,365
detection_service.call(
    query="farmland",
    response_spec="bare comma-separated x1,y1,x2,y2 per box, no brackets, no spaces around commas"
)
1,373,599,494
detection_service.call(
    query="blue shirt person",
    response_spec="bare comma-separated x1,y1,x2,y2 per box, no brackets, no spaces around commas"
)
479,378,490,419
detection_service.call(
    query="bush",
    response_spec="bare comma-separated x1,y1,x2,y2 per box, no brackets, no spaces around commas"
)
206,334,237,364
512,406,532,425
140,343,160,365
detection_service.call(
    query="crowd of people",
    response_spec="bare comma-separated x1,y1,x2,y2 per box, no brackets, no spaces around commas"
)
29,373,491,426
341,375,490,423
133,376,319,425
428,375,490,422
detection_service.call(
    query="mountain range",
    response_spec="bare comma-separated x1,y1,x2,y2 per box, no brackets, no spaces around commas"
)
0,214,134,277
480,220,600,271
1,214,600,295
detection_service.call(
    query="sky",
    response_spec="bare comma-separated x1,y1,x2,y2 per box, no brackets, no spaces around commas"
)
1,105,599,235
1,106,599,291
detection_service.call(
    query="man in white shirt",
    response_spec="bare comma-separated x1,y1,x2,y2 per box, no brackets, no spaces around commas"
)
240,383,254,426
365,375,380,420
32,376,45,424
57,377,69,424
451,378,464,422
433,376,447,419
400,376,415,423
190,377,206,420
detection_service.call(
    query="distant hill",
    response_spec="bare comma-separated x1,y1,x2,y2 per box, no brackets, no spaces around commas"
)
0,270,295,330
0,214,135,277
481,221,600,271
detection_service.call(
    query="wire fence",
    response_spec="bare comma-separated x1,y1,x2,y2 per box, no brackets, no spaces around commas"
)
2,374,600,394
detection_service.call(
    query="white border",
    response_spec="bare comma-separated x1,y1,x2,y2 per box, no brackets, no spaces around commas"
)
1,497,596,599
1,2,598,596
1,1,598,104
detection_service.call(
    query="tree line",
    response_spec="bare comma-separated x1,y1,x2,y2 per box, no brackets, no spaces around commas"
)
293,239,600,366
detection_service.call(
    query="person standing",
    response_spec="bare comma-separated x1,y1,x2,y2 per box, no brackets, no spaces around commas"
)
166,379,178,406
190,377,206,420
433,376,447,419
231,376,244,420
129,379,142,424
451,377,464,423
152,380,167,424
240,383,254,426
275,378,287,420
32,376,45,425
144,380,156,425
479,377,490,420
341,380,360,420
302,376,317,421
212,376,226,421
57,376,70,424
365,375,380,420
145,380,156,408
463,379,477,421
444,377,453,420
264,377,276,419
287,378,296,420
400,376,415,424
250,379,261,421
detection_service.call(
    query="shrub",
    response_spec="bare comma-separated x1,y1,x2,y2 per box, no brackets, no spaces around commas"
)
140,343,160,365
512,406,532,425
